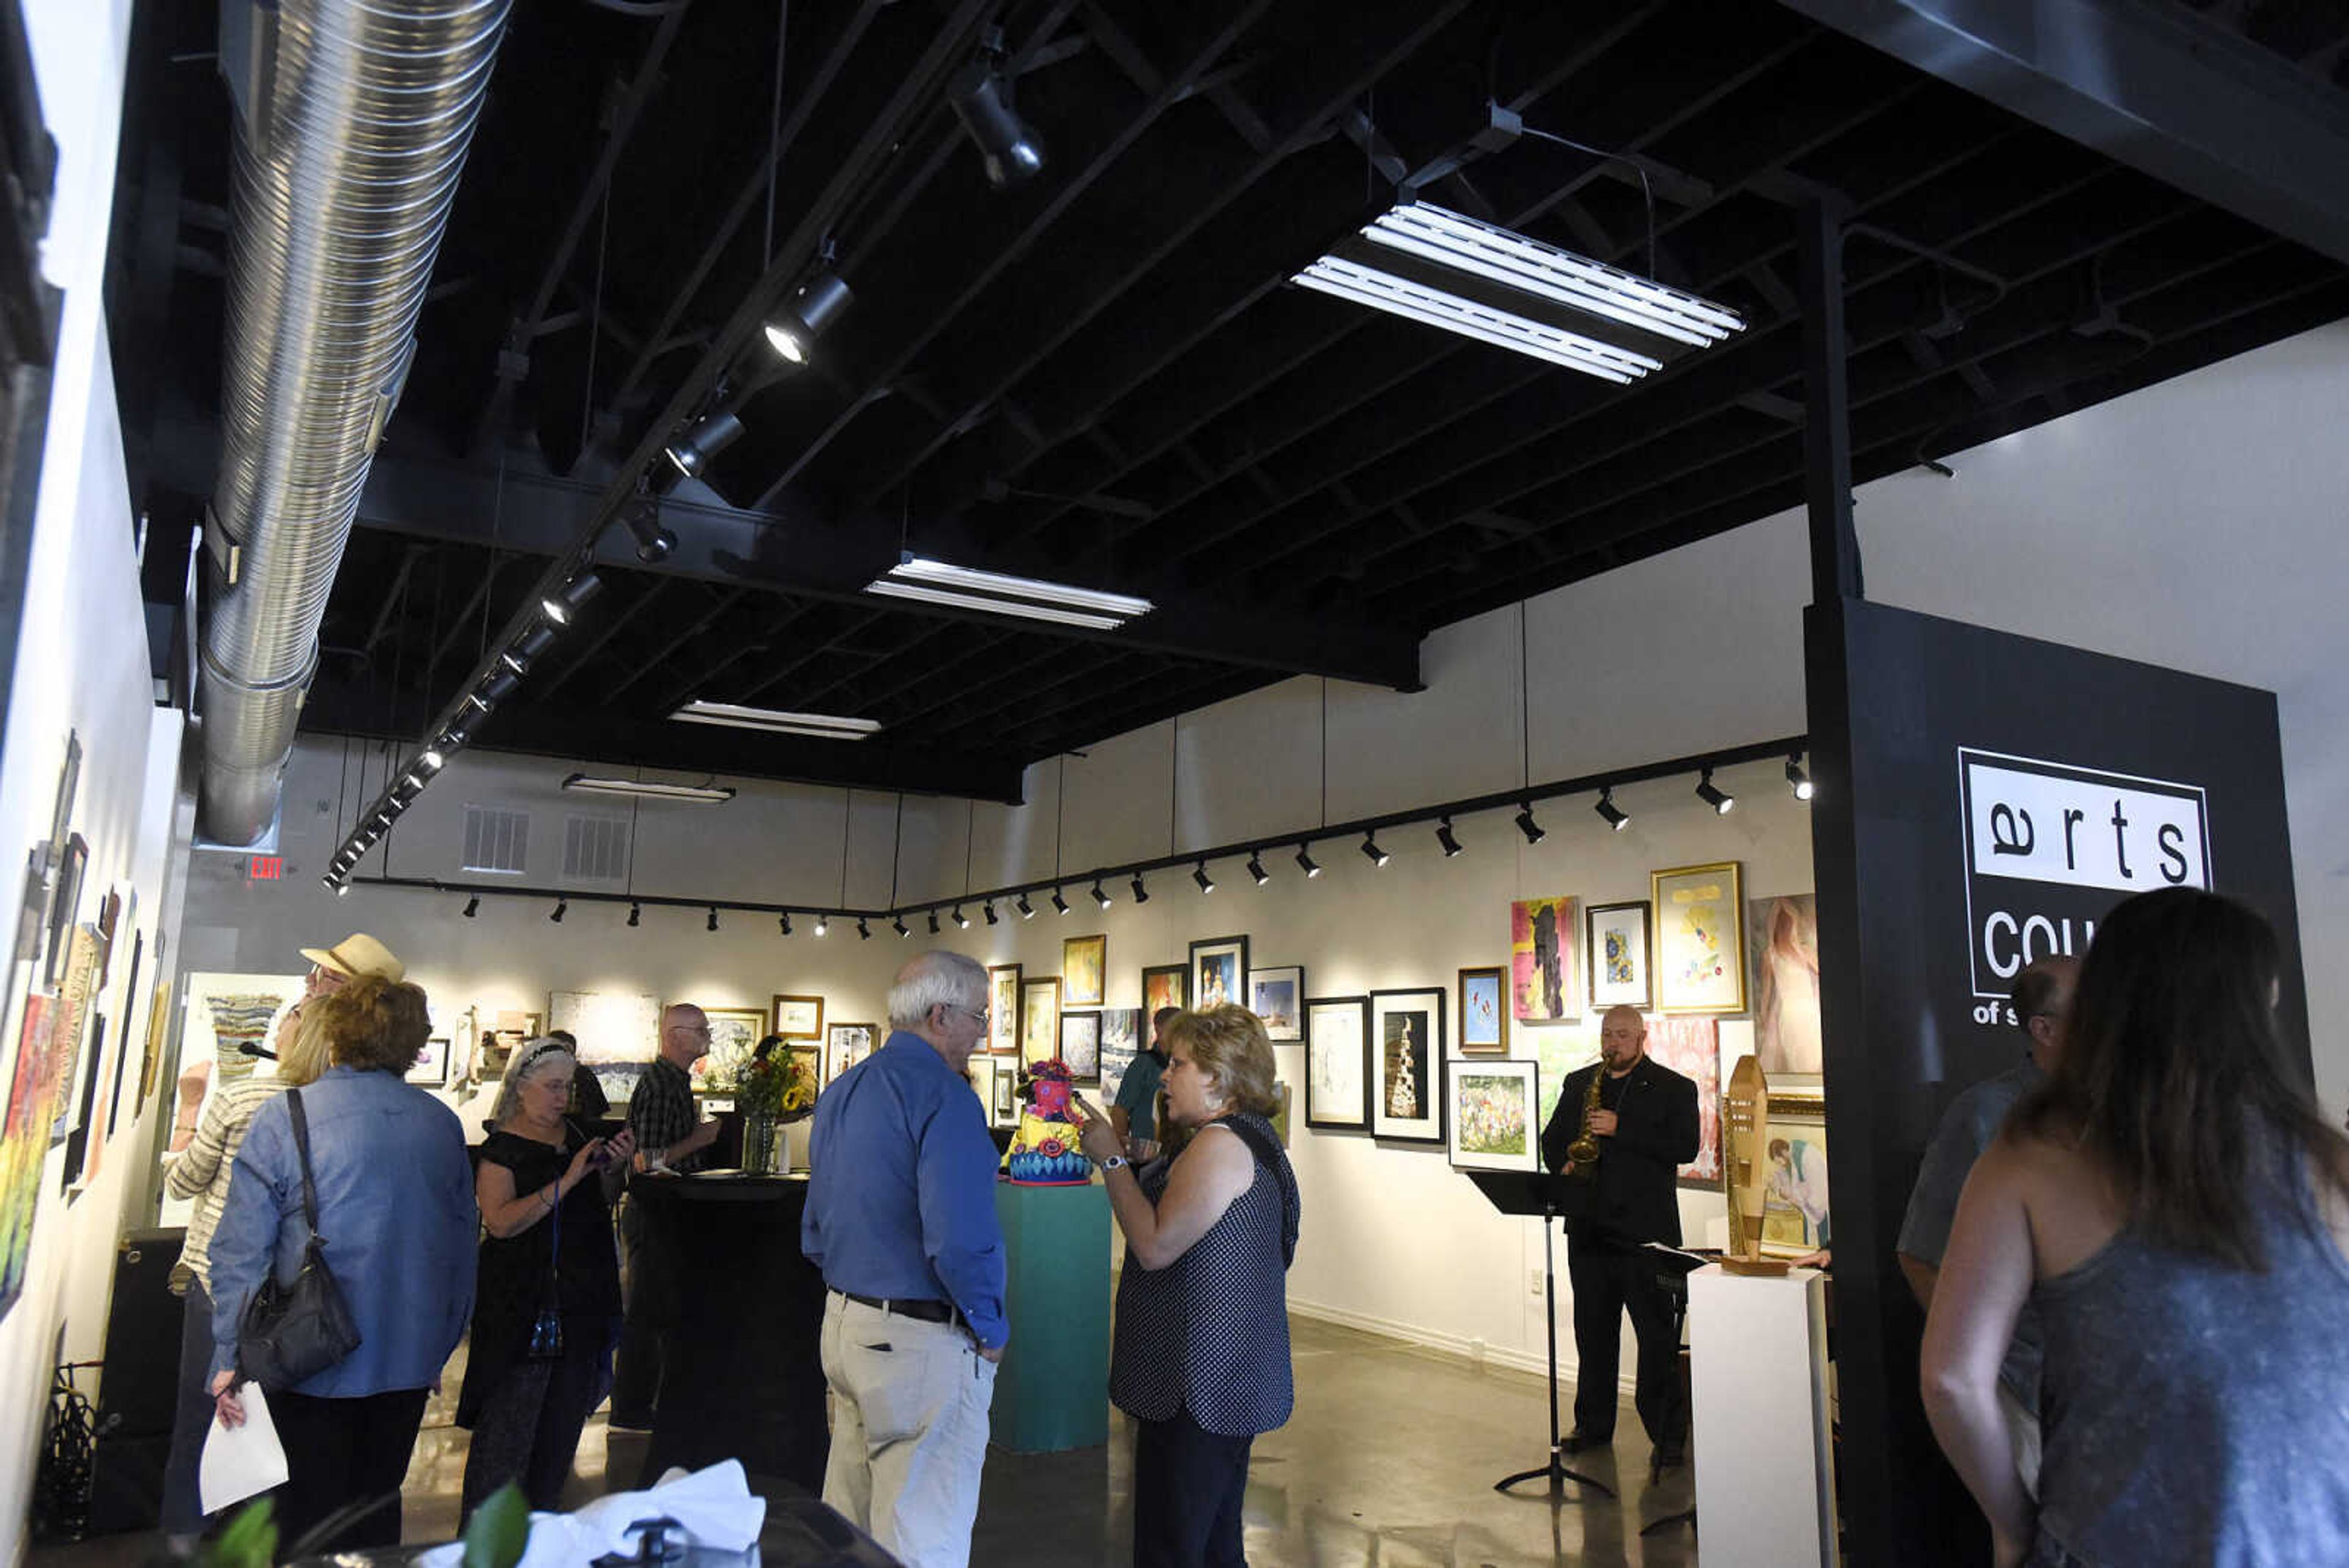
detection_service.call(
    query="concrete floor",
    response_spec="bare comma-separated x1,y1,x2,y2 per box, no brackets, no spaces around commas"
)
32,1316,1699,1566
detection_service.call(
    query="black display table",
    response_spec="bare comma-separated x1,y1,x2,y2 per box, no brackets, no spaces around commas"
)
626,1174,829,1493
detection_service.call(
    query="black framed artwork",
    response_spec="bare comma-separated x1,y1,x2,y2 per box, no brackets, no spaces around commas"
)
1369,987,1447,1146
1187,934,1249,1014
1304,995,1371,1132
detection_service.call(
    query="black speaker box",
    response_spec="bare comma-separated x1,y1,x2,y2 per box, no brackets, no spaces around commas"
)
95,1228,185,1437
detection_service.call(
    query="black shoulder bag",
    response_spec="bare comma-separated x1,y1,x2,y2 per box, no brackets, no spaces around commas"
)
237,1088,363,1389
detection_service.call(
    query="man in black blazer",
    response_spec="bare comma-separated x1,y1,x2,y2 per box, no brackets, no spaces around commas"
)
1540,1005,1700,1466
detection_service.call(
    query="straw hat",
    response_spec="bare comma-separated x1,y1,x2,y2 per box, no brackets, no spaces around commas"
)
299,932,406,984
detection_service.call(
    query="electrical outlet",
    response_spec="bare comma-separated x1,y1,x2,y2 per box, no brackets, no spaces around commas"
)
1528,1268,1543,1298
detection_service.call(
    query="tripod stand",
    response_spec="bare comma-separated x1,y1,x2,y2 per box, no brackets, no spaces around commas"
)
1466,1172,1614,1502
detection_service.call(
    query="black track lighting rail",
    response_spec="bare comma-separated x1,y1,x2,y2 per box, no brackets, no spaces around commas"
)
350,734,1805,923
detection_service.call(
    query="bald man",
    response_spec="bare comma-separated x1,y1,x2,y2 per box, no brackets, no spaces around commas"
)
611,1003,723,1428
1539,1005,1700,1468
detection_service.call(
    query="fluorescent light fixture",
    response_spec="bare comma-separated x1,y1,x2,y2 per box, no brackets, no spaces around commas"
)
864,555,1153,631
670,700,883,741
1293,201,1745,383
562,773,737,804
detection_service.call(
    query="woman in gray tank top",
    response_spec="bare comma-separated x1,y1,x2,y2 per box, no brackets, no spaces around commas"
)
1922,888,2349,1568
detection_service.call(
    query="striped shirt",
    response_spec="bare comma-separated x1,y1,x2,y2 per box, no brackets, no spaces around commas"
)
163,1074,291,1294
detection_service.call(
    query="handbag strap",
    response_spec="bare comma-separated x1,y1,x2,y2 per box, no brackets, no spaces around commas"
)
285,1087,324,1247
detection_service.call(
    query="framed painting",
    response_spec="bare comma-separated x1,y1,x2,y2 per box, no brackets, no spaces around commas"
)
1587,901,1653,1011
1749,893,1821,1076
697,1006,768,1085
1059,1010,1102,1083
407,1036,451,1088
543,992,650,1060
771,994,824,1041
993,1068,1017,1126
1757,1093,1830,1257
1305,996,1371,1132
1369,987,1446,1145
1653,861,1747,1013
1645,1016,1723,1189
1449,1060,1540,1172
1061,935,1107,1008
590,1061,646,1105
1098,1009,1140,1102
1141,964,1187,1019
826,1022,877,1082
1020,978,1060,1068
43,833,85,990
1249,964,1304,1042
0,994,59,1325
987,964,1022,1055
180,972,305,1091
136,978,170,1108
50,925,101,1144
1510,894,1579,1024
1189,935,1249,1013
1457,966,1506,1053
967,1055,998,1121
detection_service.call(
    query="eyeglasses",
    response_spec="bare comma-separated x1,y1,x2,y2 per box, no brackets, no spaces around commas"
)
946,1005,990,1026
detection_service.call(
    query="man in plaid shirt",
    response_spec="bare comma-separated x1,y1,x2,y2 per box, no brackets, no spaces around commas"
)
612,1003,721,1426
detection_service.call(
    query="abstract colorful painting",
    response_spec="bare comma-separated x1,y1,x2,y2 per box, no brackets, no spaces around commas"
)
1061,935,1107,1008
1510,895,1580,1023
1749,893,1822,1076
177,973,305,1102
1586,901,1652,1010
1449,1060,1539,1172
1652,862,1746,1014
1141,964,1187,1020
1644,1015,1724,1189
0,995,59,1325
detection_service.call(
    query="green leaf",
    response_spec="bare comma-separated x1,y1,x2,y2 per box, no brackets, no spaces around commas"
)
462,1481,533,1568
204,1497,276,1568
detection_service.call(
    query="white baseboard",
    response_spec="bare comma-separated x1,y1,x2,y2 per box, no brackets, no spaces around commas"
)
1287,1296,1640,1398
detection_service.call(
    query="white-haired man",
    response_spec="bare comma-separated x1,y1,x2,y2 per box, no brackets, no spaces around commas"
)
802,951,1008,1568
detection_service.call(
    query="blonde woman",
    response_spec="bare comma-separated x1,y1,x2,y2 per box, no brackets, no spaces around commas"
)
1075,1005,1301,1568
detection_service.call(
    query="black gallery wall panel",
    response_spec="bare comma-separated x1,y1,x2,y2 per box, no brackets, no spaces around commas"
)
1806,596,2306,1567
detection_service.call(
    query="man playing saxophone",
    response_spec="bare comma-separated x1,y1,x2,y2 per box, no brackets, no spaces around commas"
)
1538,1005,1701,1470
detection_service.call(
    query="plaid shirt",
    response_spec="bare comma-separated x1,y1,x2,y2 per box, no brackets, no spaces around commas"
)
626,1055,706,1172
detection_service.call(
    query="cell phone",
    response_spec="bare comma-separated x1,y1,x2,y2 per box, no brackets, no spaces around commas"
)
587,1142,614,1167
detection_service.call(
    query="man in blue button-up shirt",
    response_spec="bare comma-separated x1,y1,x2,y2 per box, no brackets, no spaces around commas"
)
803,951,1006,1568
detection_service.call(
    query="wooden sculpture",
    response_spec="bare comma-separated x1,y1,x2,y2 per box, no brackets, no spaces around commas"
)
1722,1053,1789,1276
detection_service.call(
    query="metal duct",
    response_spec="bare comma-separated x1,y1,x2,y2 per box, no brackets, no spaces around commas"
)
198,0,511,845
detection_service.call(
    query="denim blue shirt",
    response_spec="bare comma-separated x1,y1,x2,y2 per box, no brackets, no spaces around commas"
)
801,1033,1007,1349
209,1066,478,1395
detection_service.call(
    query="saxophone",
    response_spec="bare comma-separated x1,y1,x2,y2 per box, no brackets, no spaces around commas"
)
1563,1064,1605,1175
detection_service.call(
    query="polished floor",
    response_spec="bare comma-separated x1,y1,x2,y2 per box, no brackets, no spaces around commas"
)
34,1317,1698,1566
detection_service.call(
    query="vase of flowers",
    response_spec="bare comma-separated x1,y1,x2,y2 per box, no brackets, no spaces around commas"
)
735,1047,818,1173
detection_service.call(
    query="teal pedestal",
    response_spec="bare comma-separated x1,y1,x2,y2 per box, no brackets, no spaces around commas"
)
990,1178,1111,1452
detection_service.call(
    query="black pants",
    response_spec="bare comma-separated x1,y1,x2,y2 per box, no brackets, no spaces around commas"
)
267,1386,430,1551
1565,1233,1682,1447
459,1328,606,1521
611,1196,670,1424
1132,1408,1253,1568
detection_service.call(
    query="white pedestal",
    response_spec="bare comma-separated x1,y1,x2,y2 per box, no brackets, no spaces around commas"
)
1688,1264,1837,1567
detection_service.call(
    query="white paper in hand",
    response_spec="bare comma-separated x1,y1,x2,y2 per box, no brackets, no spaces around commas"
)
199,1383,291,1515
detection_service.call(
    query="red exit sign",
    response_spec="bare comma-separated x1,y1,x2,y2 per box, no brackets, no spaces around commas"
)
248,855,283,882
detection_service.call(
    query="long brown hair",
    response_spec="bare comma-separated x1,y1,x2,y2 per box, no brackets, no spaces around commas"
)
2015,887,2348,1269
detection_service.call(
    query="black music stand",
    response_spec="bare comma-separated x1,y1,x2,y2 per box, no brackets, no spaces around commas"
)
1636,1243,1716,1539
1465,1170,1616,1502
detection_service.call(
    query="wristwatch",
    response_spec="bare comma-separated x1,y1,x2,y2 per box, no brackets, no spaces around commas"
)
1099,1154,1128,1173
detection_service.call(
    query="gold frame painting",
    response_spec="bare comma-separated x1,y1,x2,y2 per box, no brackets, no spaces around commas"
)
771,994,825,1041
1020,978,1060,1068
987,964,1022,1055
1652,861,1747,1014
1061,935,1107,1007
1756,1092,1829,1258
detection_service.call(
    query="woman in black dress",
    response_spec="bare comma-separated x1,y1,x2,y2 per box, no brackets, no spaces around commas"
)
457,1037,635,1519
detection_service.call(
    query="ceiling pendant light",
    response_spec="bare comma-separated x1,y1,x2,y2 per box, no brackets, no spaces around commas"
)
1595,789,1629,831
1696,768,1735,815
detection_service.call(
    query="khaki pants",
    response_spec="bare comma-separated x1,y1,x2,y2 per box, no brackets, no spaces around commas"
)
820,1292,997,1568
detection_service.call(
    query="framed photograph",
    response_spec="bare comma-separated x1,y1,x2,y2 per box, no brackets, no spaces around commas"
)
1653,861,1747,1013
1646,1016,1723,1190
1061,934,1107,1008
993,1068,1017,1126
1305,996,1371,1132
407,1036,451,1088
1189,934,1249,1013
987,964,1022,1055
1749,893,1822,1076
1059,1010,1102,1083
43,833,85,990
1449,1060,1540,1172
1141,964,1187,1019
1510,894,1579,1024
1757,1093,1830,1257
771,994,824,1041
1457,966,1506,1053
698,1006,768,1085
1098,1009,1141,1102
1020,978,1060,1068
826,1022,877,1082
1587,901,1653,1011
967,1055,998,1121
1369,987,1447,1145
1249,964,1304,1042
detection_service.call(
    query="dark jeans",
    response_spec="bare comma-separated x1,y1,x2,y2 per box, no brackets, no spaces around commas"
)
1132,1408,1253,1568
161,1279,216,1535
267,1386,430,1551
459,1327,606,1521
1565,1233,1683,1447
611,1195,673,1424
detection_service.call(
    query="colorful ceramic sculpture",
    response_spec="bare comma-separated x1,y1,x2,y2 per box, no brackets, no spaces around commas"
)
1006,1059,1091,1184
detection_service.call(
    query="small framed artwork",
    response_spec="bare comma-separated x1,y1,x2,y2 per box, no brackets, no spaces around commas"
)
1189,934,1249,1013
1141,964,1187,1019
408,1036,451,1087
993,1069,1017,1126
771,994,825,1041
826,1021,877,1082
1646,1016,1723,1190
1059,1010,1102,1082
1587,901,1653,1011
1757,1093,1830,1257
987,964,1023,1055
967,1055,998,1120
1305,996,1371,1132
1449,1059,1540,1172
1457,966,1506,1053
1098,1009,1141,1102
1369,987,1447,1146
43,833,86,989
1510,894,1579,1024
1653,861,1747,1013
1020,978,1061,1068
1249,965,1304,1042
1062,934,1107,1008
700,1007,769,1083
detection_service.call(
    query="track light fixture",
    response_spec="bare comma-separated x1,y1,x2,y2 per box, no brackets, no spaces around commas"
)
984,901,1000,926
1595,788,1630,831
419,749,446,774
550,899,568,923
947,44,1045,191
1017,893,1034,920
332,878,349,897
482,666,522,705
1696,768,1735,815
1362,831,1390,867
814,913,830,937
763,273,853,365
857,918,872,940
1786,754,1815,801
1247,851,1269,886
541,573,604,626
780,912,793,936
1129,874,1149,905
1091,880,1112,910
462,896,480,918
1295,842,1321,879
1193,860,1215,894
929,911,943,935
1051,888,1071,916
1436,817,1463,857
629,902,642,927
952,906,970,929
620,488,676,563
1517,802,1548,844
893,915,911,939
707,907,719,933
664,409,744,481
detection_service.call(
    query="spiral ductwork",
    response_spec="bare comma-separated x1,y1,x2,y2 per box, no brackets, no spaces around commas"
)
198,0,511,845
